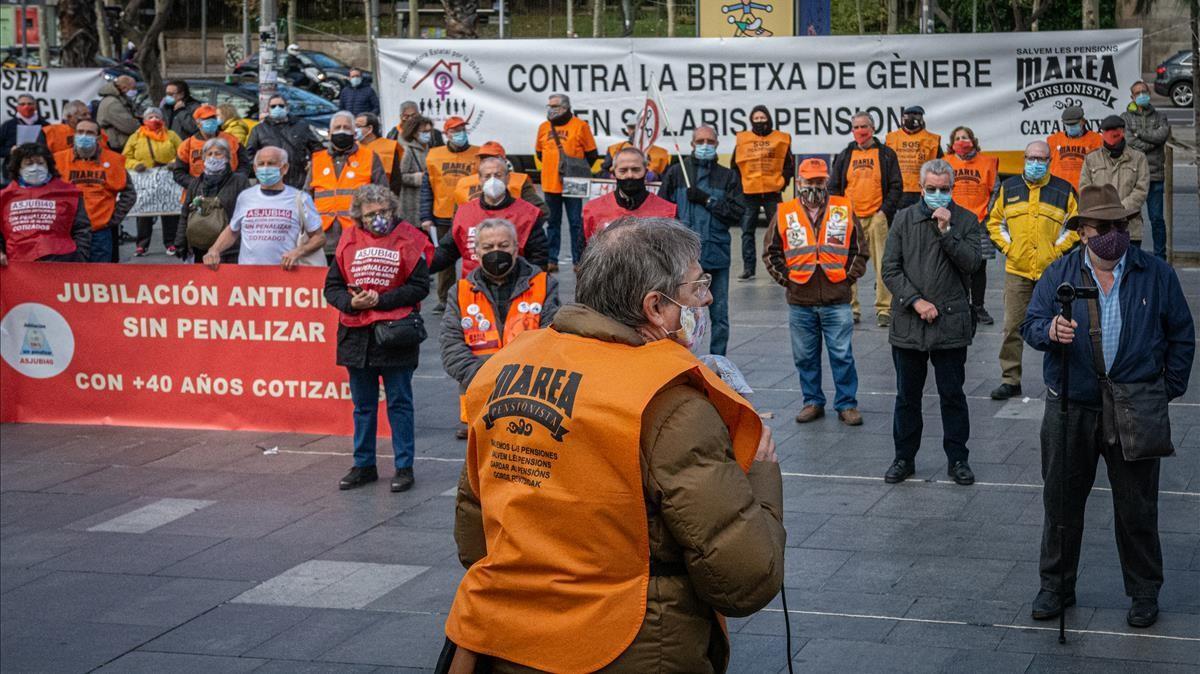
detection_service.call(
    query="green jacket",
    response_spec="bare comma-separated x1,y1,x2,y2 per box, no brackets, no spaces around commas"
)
1121,104,1171,180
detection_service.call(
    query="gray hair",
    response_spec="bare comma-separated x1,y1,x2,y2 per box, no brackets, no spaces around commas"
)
613,145,647,167
349,184,400,222
400,100,418,112
575,217,701,329
330,110,356,128
549,93,571,107
478,155,508,175
919,158,954,188
141,106,164,120
255,145,289,165
473,218,518,252
201,137,231,159
851,111,874,128
63,100,89,120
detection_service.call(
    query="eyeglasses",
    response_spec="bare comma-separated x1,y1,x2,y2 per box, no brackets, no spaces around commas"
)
923,187,951,195
676,273,712,300
1024,156,1050,164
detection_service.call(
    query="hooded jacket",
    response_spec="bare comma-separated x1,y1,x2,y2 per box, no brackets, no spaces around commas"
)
453,304,786,673
96,81,141,152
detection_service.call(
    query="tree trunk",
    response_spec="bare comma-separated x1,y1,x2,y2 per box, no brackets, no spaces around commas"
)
855,0,864,34
1082,0,1099,28
442,0,478,38
593,0,603,37
59,0,100,66
887,0,898,32
129,0,175,99
666,0,674,37
931,0,955,31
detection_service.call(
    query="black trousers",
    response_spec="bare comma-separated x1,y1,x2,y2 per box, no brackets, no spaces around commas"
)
1039,398,1162,598
891,346,969,464
970,266,987,309
136,215,180,251
739,194,778,274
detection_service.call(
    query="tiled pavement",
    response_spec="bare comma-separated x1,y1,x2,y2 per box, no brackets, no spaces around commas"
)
3,244,1198,673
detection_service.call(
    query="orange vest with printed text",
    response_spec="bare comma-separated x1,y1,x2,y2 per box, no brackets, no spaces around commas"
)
885,128,941,193
456,272,547,355
366,137,402,178
946,152,999,223
777,195,854,285
734,129,791,194
445,328,761,673
1047,130,1103,190
310,145,375,231
426,144,481,219
54,148,128,231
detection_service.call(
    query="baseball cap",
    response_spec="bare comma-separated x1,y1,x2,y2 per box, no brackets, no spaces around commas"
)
443,116,466,132
479,141,506,157
798,157,829,180
193,104,218,120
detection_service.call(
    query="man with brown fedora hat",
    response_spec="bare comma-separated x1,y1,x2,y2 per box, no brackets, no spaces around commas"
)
1020,183,1194,629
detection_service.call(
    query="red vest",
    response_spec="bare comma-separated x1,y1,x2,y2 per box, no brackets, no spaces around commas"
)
582,191,676,241
451,198,541,278
334,222,429,328
0,178,81,262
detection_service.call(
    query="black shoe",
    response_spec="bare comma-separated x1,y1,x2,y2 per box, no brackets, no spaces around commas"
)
390,467,415,493
884,459,915,484
990,383,1021,400
975,306,994,325
455,426,469,440
1031,589,1075,620
1127,598,1159,628
433,303,446,314
948,461,975,485
738,269,755,280
339,465,378,490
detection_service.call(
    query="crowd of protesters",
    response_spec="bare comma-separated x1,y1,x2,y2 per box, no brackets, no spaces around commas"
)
0,78,1193,640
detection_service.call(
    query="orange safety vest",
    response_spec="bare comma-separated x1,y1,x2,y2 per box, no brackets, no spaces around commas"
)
607,141,670,175
885,128,941,193
777,195,855,285
845,146,883,218
946,152,999,223
310,145,376,231
457,272,548,355
176,131,242,178
536,117,597,195
54,147,128,231
451,198,541,278
1047,130,1103,190
445,328,761,672
44,124,107,155
426,144,480,219
453,172,528,207
365,136,403,178
0,178,81,262
733,129,791,194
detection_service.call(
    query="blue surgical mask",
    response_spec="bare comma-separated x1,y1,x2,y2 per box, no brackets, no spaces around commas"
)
694,144,717,161
269,105,288,120
19,164,49,187
1064,123,1083,138
450,131,469,147
1134,93,1151,107
255,166,282,186
73,134,98,154
923,189,952,211
162,95,176,106
349,76,363,88
200,119,220,136
1024,160,1049,181
417,131,432,145
355,127,365,141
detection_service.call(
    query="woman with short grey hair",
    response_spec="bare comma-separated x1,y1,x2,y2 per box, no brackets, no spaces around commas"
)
175,131,250,263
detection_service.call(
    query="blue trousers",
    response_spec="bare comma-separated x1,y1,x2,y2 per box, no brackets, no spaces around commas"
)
543,192,584,265
1146,180,1165,259
788,304,858,410
706,266,730,356
89,228,113,263
347,365,416,470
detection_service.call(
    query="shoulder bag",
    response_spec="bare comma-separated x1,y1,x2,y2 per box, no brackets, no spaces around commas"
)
294,191,328,267
549,126,593,180
373,311,427,349
1079,263,1174,461
184,195,228,250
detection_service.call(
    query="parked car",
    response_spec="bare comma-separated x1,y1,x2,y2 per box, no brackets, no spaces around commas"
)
1,48,140,88
234,49,372,93
1153,49,1194,108
184,79,336,139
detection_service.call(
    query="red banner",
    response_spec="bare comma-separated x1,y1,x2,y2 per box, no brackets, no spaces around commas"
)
0,262,383,436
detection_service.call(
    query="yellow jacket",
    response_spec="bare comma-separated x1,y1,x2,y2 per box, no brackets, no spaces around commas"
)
987,174,1079,281
221,117,255,145
122,128,183,170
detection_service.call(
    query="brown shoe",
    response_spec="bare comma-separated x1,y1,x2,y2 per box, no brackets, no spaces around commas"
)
794,405,825,423
838,408,863,426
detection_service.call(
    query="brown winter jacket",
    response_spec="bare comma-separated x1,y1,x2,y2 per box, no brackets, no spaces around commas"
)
762,200,868,306
453,304,787,673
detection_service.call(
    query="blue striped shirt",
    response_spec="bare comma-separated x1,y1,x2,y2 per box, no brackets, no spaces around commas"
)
1083,253,1125,373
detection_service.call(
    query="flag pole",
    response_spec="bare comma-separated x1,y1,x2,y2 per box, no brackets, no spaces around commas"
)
649,73,690,188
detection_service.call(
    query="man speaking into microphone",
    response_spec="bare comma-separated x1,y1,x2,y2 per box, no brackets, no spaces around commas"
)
1020,184,1194,629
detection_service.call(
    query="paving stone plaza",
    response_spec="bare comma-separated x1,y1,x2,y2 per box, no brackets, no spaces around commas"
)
2,242,1198,673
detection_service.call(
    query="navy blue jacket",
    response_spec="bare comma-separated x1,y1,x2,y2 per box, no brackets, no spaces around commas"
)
1021,246,1194,404
659,157,745,270
338,83,380,116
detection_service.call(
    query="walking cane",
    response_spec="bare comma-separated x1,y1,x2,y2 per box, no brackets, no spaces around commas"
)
1054,283,1074,644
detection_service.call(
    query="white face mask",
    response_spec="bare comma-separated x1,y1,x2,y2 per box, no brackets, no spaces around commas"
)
663,295,709,351
481,176,507,200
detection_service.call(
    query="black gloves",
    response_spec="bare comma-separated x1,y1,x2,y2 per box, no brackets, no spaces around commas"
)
686,186,710,205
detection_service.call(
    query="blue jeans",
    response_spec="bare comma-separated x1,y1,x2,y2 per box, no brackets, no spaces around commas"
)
1146,180,1165,259
89,228,113,263
544,191,584,265
706,266,730,356
347,366,416,470
788,304,858,410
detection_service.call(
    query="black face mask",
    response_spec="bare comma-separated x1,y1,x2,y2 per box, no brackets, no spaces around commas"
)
548,110,572,125
1105,137,1126,158
616,177,647,198
903,116,924,132
481,250,515,277
330,131,355,151
751,121,771,136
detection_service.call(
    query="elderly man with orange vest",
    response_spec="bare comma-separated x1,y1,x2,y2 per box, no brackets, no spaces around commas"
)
355,112,404,195
430,155,548,280
886,106,943,210
830,111,903,327
536,93,599,270
171,104,249,187
440,218,560,440
765,158,867,427
452,141,547,217
421,116,480,311
1047,105,1103,191
308,111,388,254
442,216,784,673
582,146,676,242
54,119,137,263
43,101,108,155
732,105,794,280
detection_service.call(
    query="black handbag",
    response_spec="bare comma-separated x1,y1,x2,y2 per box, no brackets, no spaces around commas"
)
372,312,427,349
1079,265,1174,461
